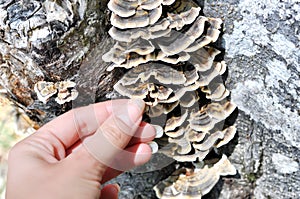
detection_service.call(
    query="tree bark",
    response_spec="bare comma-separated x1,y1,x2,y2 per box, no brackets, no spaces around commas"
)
1,0,299,199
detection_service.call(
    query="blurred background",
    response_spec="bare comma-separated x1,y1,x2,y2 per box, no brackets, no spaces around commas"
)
0,92,35,198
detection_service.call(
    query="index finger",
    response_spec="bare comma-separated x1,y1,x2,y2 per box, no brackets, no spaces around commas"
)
38,99,131,150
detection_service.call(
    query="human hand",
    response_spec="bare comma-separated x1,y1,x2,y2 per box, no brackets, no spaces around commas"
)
6,99,156,199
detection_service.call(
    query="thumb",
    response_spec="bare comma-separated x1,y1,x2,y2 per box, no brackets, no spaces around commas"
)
100,184,120,199
69,98,145,174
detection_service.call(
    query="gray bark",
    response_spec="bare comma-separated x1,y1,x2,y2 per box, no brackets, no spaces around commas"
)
0,0,299,199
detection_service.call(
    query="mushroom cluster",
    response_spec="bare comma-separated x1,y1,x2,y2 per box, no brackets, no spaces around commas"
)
154,155,236,199
102,1,222,72
34,80,78,104
104,0,237,198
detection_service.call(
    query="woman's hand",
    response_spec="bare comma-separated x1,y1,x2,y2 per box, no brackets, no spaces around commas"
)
6,99,155,199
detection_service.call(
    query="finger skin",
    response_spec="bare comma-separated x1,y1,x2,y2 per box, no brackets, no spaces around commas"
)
6,99,151,199
128,122,155,146
66,99,146,175
66,122,155,156
38,99,131,151
100,184,119,199
100,143,152,183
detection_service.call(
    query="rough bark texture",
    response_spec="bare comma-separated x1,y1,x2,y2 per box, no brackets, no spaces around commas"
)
0,0,299,199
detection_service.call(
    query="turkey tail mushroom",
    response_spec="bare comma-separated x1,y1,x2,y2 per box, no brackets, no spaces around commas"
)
104,0,238,198
153,155,236,199
34,80,78,105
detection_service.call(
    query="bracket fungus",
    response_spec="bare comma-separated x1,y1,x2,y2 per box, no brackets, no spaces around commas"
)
153,155,237,199
34,80,78,105
105,0,238,198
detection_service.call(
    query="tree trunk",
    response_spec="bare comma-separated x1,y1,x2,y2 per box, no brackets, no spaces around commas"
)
0,0,299,199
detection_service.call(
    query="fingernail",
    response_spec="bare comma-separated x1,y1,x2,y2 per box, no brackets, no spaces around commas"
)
114,99,145,131
152,125,164,138
112,183,120,193
147,141,158,154
129,98,145,111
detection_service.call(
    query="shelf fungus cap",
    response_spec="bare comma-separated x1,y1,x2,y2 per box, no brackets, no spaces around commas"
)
168,7,201,30
159,144,210,162
108,0,139,18
188,102,236,132
185,17,223,52
215,126,237,148
168,133,192,155
34,81,57,104
54,80,77,90
108,0,175,18
34,80,78,104
201,83,230,101
54,80,78,104
154,155,236,199
55,89,78,105
164,109,188,132
108,18,171,43
162,0,176,5
147,101,179,117
118,63,186,85
192,131,224,151
111,6,162,29
157,15,206,56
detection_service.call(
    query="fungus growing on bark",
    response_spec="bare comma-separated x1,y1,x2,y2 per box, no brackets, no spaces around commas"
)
34,81,57,104
105,0,237,198
110,3,163,29
188,102,236,132
164,109,189,132
153,155,236,199
34,80,78,104
54,81,79,105
215,126,237,148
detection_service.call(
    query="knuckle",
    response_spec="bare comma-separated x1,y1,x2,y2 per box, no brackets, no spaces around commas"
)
7,142,23,160
102,125,125,146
